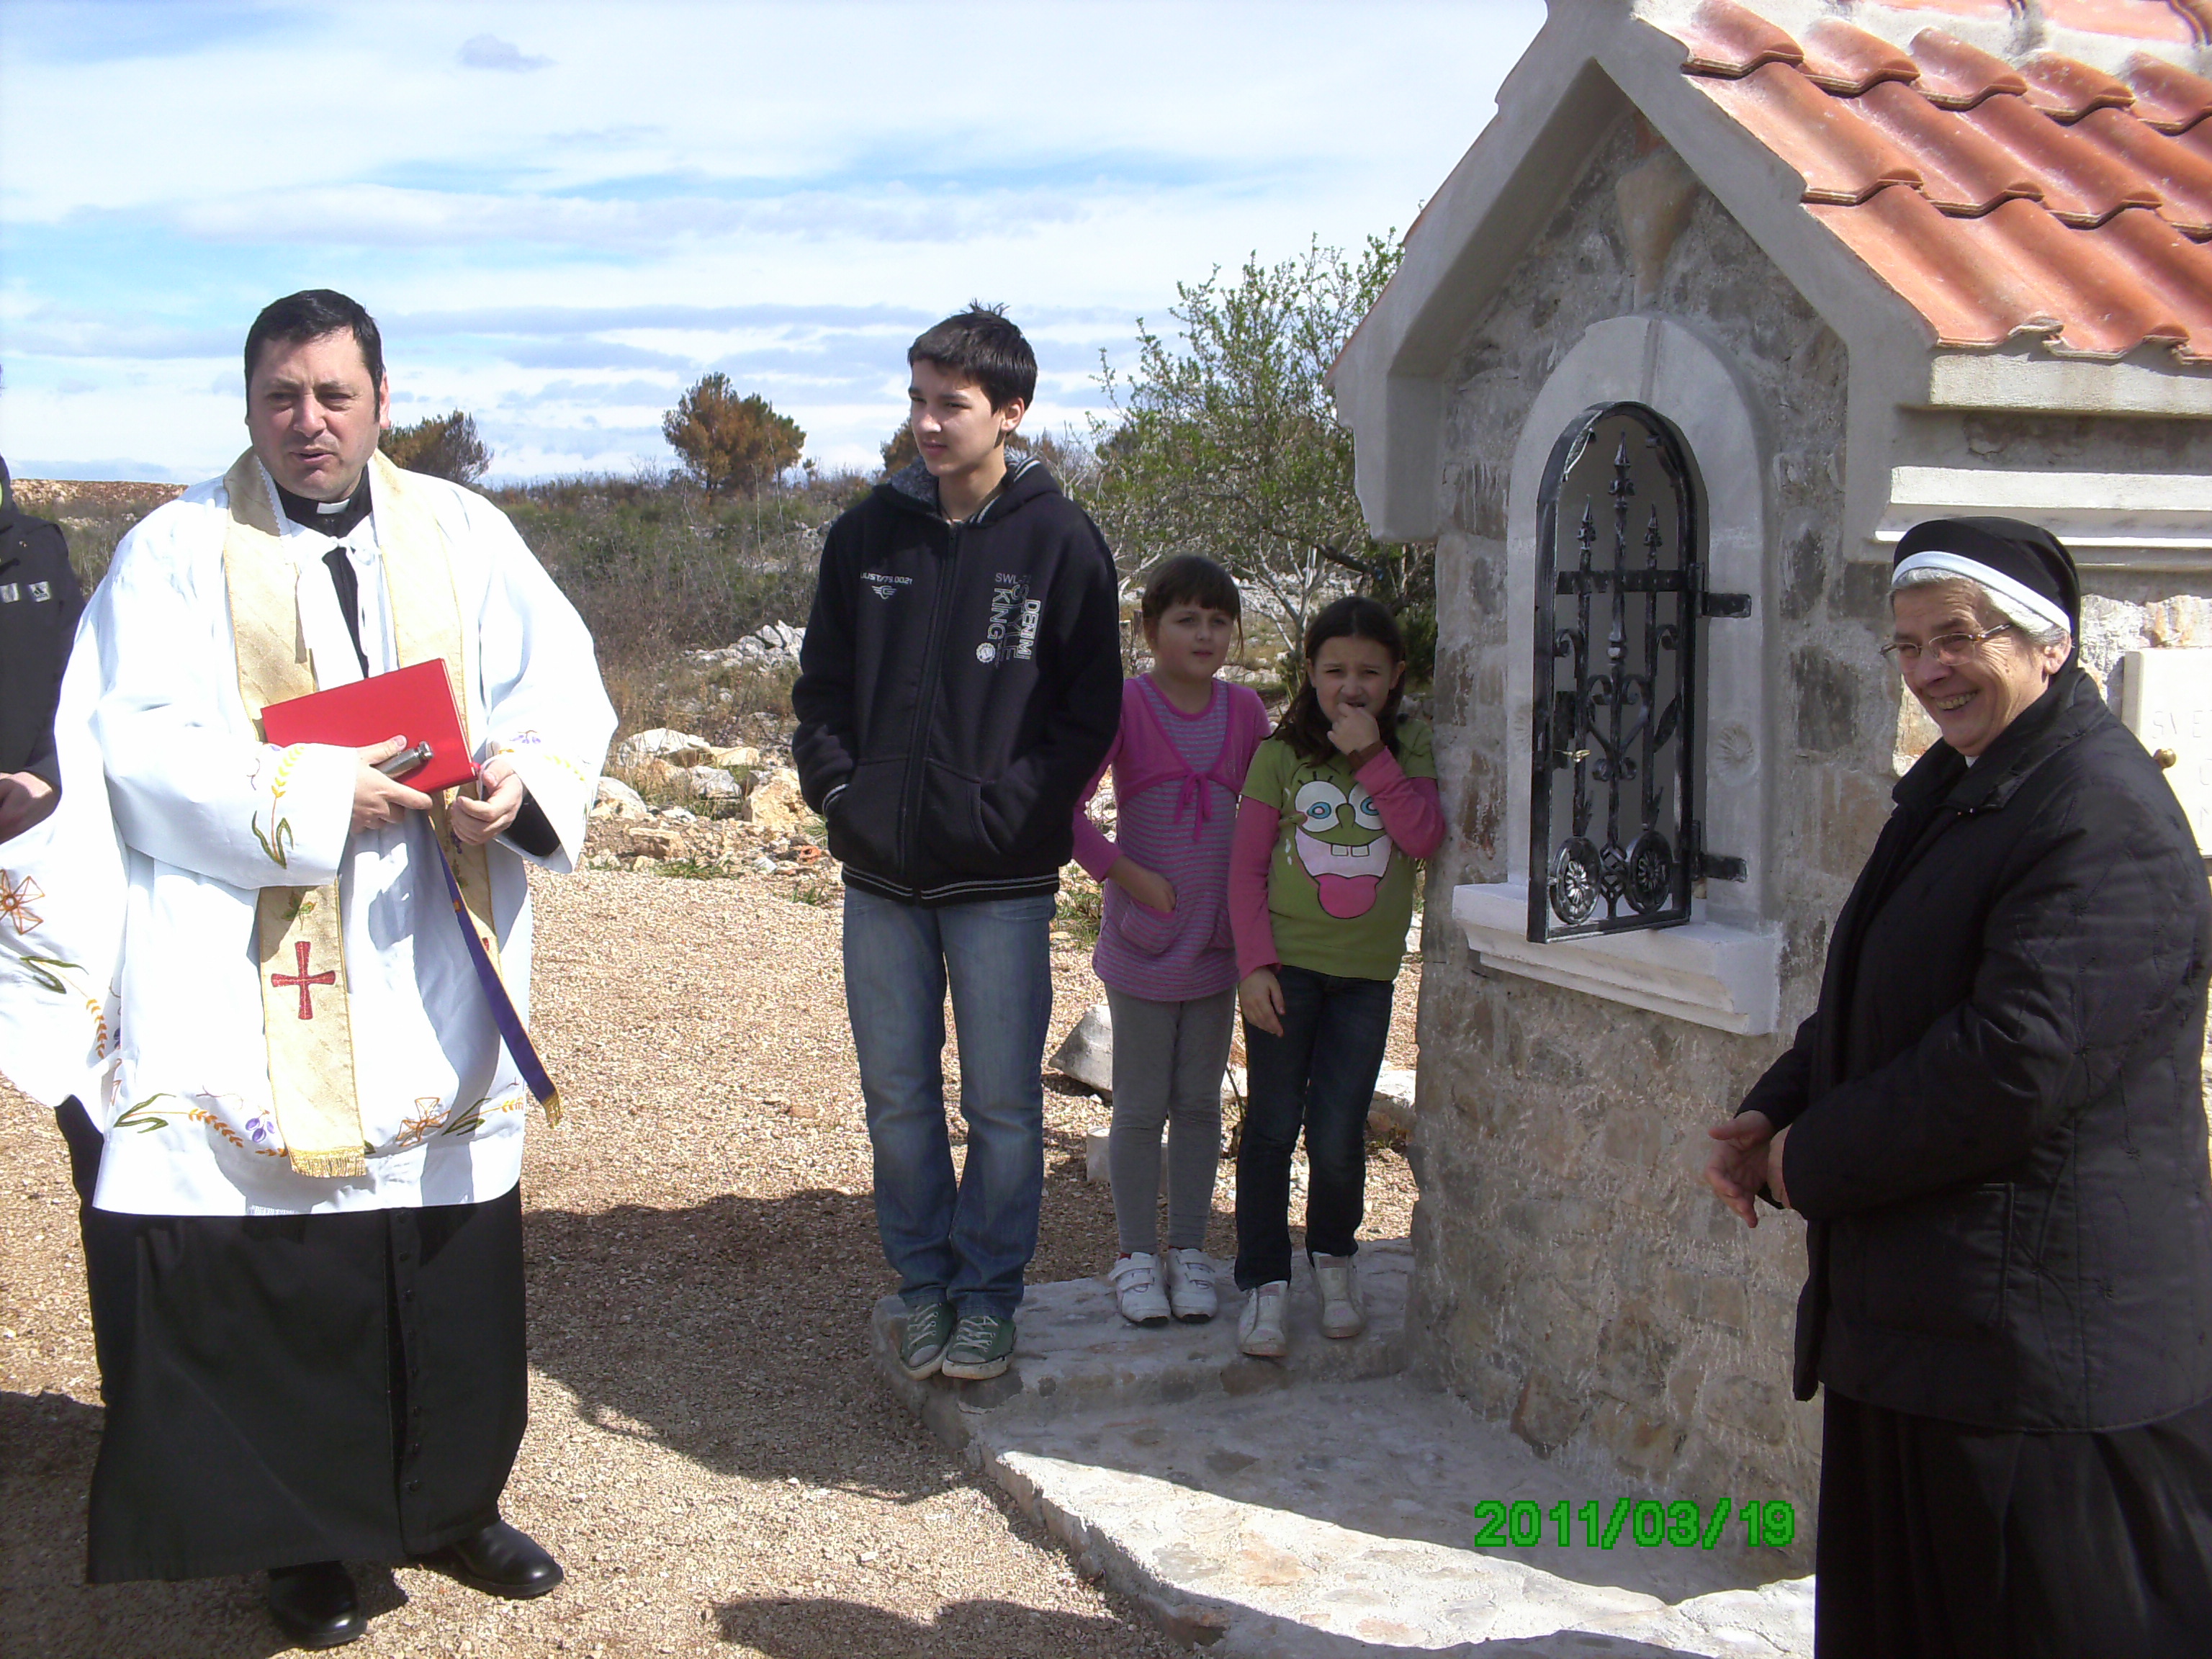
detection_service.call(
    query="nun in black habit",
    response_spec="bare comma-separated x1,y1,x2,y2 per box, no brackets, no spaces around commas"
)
1704,518,2212,1658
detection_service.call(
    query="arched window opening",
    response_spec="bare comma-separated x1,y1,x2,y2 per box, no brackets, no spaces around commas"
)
1528,401,1748,943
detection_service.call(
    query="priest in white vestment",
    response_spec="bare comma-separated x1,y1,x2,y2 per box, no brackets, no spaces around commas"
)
0,289,614,1648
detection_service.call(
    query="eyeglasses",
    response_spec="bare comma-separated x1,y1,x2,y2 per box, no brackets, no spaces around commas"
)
1879,623,2013,668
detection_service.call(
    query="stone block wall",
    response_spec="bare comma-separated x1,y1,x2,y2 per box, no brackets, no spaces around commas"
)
1413,117,1876,1540
1412,112,2212,1545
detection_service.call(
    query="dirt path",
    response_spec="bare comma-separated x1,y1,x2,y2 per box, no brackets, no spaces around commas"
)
1,869,1420,1658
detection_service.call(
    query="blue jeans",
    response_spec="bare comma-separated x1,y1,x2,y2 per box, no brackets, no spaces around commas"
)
1234,963,1395,1290
842,886,1055,1321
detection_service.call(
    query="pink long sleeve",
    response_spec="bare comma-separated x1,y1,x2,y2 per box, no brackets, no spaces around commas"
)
1069,724,1123,881
1356,747,1446,860
1229,794,1282,979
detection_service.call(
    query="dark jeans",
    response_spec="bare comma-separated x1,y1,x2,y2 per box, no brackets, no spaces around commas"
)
1234,963,1394,1290
842,886,1054,1321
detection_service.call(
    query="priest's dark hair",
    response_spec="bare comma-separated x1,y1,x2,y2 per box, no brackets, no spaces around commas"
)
244,289,386,390
1274,595,1409,765
909,302,1035,414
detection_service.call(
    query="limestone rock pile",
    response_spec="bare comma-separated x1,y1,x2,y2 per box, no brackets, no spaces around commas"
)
685,621,806,670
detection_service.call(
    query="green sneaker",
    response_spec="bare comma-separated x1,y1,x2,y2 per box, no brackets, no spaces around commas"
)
899,1299,955,1379
938,1311,1016,1380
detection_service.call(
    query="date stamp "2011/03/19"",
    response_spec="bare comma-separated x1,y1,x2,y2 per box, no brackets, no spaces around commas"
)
1473,1498,1797,1551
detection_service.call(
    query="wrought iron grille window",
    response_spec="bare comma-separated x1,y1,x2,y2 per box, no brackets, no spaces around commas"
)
1528,403,1746,943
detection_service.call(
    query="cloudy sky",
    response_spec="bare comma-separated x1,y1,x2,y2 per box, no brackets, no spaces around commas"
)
0,1,1545,483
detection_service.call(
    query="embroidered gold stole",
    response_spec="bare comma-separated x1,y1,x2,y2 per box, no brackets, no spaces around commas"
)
221,450,505,1178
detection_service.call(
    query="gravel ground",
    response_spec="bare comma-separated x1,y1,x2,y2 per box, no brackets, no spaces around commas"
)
1,868,1421,1658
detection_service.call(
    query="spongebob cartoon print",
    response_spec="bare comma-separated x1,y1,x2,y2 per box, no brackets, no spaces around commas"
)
1287,772,1394,917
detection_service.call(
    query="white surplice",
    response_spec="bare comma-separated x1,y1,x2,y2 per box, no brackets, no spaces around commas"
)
0,459,613,1215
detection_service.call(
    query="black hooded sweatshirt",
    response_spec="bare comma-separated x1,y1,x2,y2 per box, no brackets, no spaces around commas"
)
0,467,85,786
792,457,1123,906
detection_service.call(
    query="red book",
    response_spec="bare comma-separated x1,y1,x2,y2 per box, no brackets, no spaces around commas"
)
259,660,477,793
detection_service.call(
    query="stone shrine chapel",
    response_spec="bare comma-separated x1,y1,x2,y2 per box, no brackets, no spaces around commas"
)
1333,0,2212,1516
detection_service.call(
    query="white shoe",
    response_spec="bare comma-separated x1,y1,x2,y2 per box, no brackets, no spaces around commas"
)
1313,1253,1365,1339
1110,1253,1172,1326
1238,1280,1289,1358
1161,1248,1219,1323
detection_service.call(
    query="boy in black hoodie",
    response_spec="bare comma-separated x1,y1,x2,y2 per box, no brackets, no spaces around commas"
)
794,307,1121,1380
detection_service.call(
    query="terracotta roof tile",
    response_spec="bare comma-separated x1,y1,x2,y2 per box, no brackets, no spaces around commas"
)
1848,79,2047,214
1694,63,1925,204
1907,30,2030,108
1808,187,2064,349
2069,106,2212,235
2093,203,2212,351
1797,19,1922,95
1871,0,2016,17
1814,189,2212,360
1661,3,2212,367
1958,92,2166,222
2171,1,2212,45
2126,56,2212,132
1670,0,1803,77
2041,0,2203,42
2017,53,2139,120
1967,199,2205,359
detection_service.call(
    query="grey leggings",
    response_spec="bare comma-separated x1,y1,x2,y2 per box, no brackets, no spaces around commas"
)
1106,986,1234,1255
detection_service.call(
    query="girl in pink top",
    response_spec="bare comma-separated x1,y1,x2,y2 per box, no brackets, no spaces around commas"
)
1072,557,1268,1327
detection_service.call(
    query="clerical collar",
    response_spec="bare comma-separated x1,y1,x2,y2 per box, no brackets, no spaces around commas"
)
274,475,372,540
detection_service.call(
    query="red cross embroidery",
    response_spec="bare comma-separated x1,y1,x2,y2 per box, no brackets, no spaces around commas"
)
270,939,336,1020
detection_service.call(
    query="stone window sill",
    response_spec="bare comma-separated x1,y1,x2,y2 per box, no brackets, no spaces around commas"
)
1452,881,1781,1035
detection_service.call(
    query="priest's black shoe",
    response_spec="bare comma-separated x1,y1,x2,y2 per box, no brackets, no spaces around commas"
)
266,1560,366,1649
437,1520,565,1599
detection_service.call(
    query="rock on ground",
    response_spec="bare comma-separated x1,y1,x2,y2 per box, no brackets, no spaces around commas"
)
0,868,1421,1658
611,727,715,769
1048,1003,1115,1094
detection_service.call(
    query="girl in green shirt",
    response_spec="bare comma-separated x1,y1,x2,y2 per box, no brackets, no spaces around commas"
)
1226,598,1445,1358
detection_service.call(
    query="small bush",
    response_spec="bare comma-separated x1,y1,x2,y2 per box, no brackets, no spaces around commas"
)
495,469,861,720
662,376,804,495
383,410,491,485
1056,868,1104,944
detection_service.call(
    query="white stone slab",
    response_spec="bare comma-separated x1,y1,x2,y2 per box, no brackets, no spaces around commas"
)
2118,649,2212,853
1876,468,2212,572
1454,880,1783,1035
870,1249,1812,1657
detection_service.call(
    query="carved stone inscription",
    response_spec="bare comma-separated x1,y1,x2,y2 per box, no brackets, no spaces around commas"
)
2119,648,2212,853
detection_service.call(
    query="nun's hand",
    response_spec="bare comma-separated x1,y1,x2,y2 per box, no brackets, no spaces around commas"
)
1704,1110,1774,1228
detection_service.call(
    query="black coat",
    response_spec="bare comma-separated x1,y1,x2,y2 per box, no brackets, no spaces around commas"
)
791,458,1123,906
0,486,84,783
1742,666,2212,1430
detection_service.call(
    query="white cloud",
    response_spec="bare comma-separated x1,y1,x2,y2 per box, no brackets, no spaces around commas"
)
0,0,1547,481
459,34,551,72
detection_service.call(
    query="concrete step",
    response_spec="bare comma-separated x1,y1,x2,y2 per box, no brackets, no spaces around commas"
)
870,1245,1413,1447
872,1245,1812,1656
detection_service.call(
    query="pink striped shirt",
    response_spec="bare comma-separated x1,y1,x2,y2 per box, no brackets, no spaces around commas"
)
1073,675,1269,1000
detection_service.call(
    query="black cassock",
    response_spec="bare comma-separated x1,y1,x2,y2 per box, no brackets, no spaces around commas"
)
1815,1390,2212,1659
62,497,557,1583
59,1100,527,1583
